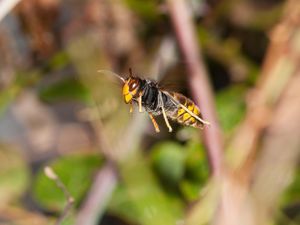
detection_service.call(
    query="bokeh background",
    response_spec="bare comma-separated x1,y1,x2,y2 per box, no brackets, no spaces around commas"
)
0,0,299,225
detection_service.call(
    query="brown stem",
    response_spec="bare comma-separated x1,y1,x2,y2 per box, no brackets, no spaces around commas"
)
251,69,300,225
227,0,300,180
167,0,224,176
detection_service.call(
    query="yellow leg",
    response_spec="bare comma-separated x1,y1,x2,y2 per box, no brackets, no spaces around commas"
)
149,113,160,133
161,105,173,132
129,103,133,113
138,92,143,112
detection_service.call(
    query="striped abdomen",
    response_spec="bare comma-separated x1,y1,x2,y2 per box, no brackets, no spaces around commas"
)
166,92,204,129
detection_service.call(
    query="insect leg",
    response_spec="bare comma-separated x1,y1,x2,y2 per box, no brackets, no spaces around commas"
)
138,92,143,112
129,102,133,113
159,92,173,132
149,113,160,133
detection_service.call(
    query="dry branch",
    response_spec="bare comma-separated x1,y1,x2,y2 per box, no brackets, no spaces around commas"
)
251,69,300,225
186,1,300,224
227,0,300,180
215,1,300,224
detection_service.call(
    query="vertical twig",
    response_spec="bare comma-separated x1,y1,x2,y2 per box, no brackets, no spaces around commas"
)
227,0,300,177
167,0,224,176
44,166,75,225
251,70,300,225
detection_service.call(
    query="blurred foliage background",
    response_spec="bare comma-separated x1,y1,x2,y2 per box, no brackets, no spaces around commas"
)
0,0,299,225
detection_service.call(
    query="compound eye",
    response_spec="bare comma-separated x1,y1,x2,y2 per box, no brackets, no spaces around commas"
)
129,80,139,91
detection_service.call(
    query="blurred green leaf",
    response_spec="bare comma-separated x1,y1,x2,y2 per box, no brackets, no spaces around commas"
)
125,0,160,21
0,144,29,207
33,154,102,211
110,183,184,225
216,85,247,134
185,142,209,183
151,141,186,185
280,168,300,206
108,184,140,223
180,180,201,202
180,141,209,201
0,85,20,116
110,153,183,225
60,214,76,225
109,151,186,224
38,78,91,103
48,52,70,70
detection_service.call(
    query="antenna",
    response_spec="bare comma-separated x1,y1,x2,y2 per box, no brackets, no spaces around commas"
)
129,68,133,77
97,70,125,83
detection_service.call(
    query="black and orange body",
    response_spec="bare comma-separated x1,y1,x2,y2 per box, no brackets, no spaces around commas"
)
120,70,209,132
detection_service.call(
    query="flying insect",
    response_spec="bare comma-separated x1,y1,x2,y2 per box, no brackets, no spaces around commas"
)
99,69,210,132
